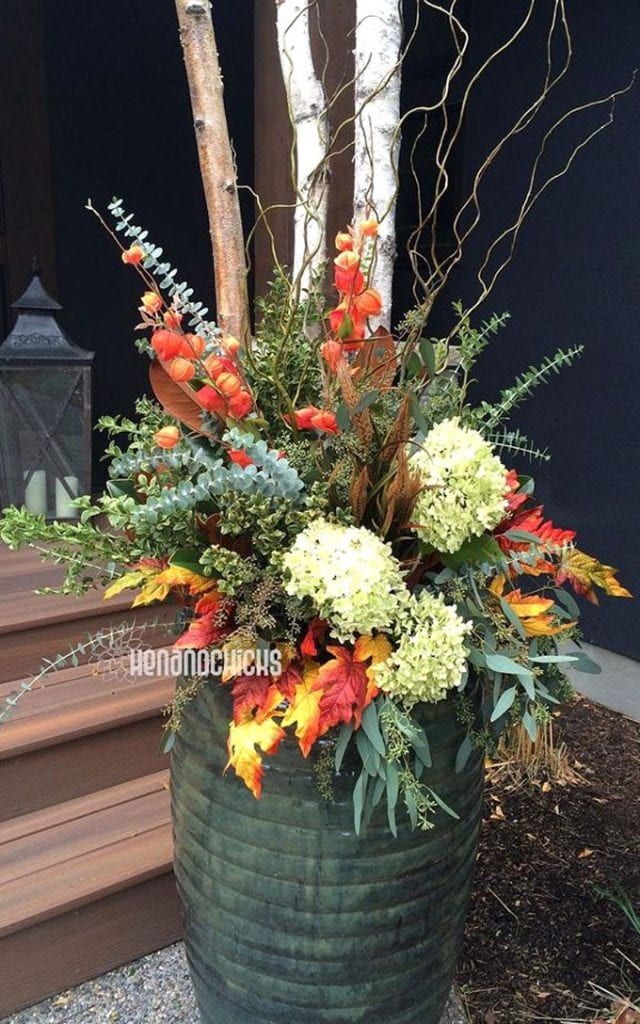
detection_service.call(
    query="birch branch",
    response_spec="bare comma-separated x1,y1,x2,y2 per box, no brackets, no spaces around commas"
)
175,0,250,345
354,0,403,328
276,0,330,294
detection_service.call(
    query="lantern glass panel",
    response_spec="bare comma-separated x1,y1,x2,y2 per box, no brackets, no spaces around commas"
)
0,365,90,518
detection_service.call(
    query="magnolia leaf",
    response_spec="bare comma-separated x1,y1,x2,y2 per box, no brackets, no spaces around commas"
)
149,358,207,434
353,327,397,389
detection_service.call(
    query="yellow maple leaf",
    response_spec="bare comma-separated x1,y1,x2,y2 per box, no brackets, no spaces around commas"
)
104,563,215,608
354,633,393,665
220,635,257,684
103,569,148,601
280,661,322,757
152,565,215,595
559,549,632,604
131,579,172,607
354,633,393,700
490,576,574,637
225,714,286,799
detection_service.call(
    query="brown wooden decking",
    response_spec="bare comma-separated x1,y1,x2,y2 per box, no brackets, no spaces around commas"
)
0,544,182,1017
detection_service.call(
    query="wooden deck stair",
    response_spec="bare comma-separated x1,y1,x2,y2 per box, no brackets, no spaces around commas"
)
0,545,182,1018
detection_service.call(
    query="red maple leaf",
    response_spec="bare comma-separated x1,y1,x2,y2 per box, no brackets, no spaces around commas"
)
173,593,232,650
300,618,328,658
274,660,302,702
504,469,529,514
314,645,371,733
495,499,575,557
229,674,283,724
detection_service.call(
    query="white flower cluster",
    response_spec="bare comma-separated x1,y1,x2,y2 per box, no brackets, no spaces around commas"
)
412,417,509,553
282,519,407,642
375,592,472,705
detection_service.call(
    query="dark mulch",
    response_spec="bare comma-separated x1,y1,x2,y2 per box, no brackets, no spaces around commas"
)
458,698,640,1023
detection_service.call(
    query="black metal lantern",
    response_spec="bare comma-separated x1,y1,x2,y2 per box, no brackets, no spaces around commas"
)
0,267,94,519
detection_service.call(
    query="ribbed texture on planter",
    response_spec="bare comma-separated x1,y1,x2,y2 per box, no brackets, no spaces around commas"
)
171,682,483,1024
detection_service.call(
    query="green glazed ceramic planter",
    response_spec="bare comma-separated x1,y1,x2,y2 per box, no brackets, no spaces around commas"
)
171,681,483,1024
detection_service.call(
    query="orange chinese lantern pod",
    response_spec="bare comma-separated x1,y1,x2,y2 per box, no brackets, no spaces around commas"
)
355,287,383,318
289,406,319,430
203,353,237,379
203,354,225,378
310,410,339,435
141,291,163,314
221,335,241,357
121,244,145,265
335,231,353,252
227,390,253,419
152,329,184,361
361,216,379,237
168,357,196,382
163,309,183,330
216,372,242,397
228,448,254,468
154,425,181,450
321,339,344,373
182,333,206,360
195,385,227,416
328,304,366,346
334,251,364,295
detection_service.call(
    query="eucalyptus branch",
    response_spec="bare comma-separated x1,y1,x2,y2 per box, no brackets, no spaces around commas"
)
0,624,159,726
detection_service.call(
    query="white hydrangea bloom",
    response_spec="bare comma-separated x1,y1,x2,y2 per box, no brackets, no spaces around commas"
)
375,591,472,705
412,417,509,553
282,519,407,642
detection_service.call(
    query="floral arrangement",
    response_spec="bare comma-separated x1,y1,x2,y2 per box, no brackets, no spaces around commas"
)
1,201,630,835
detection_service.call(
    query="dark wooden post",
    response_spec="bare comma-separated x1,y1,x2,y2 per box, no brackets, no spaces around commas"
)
253,0,356,298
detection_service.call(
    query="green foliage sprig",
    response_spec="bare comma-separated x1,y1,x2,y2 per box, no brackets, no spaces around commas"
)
471,345,584,432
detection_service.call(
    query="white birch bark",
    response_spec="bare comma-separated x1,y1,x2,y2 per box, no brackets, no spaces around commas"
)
276,0,330,294
354,0,403,328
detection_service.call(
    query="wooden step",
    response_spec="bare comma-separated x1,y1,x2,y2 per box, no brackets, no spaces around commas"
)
0,771,181,1018
0,657,175,820
0,544,176,684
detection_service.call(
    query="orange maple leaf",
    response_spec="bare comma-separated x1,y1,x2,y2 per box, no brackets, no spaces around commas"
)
280,661,322,757
225,714,286,798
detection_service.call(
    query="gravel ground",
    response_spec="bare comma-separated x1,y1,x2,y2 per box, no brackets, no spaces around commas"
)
3,943,466,1023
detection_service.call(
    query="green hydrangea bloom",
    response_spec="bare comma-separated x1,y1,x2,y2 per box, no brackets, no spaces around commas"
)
282,519,407,642
412,417,508,553
375,591,472,705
